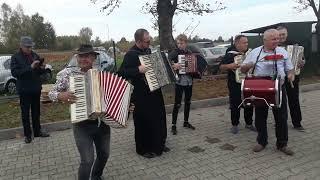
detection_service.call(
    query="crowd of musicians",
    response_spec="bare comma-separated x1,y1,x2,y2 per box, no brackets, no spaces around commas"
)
10,26,306,180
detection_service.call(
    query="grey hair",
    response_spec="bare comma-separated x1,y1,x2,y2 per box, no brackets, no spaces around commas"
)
263,29,278,40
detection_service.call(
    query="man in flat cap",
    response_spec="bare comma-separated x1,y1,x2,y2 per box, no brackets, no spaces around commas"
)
11,36,50,144
49,44,109,180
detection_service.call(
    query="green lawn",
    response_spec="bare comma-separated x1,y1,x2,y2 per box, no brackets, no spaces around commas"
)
0,101,70,129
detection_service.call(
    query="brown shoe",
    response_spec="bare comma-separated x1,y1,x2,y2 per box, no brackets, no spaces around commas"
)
252,144,265,152
278,146,294,156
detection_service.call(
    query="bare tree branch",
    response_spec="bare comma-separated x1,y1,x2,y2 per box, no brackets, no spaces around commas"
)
91,0,121,15
294,0,319,19
308,0,319,19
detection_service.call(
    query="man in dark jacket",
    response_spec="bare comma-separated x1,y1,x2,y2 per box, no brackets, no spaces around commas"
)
277,26,305,131
219,35,254,134
10,36,49,143
118,29,170,158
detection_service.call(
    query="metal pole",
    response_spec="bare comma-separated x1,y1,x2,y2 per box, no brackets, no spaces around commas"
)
112,40,117,72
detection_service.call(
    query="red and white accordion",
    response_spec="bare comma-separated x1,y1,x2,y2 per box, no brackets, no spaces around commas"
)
240,76,282,108
69,69,133,127
178,54,198,74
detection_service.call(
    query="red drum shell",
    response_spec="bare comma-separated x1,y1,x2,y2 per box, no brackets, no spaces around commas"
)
241,77,281,108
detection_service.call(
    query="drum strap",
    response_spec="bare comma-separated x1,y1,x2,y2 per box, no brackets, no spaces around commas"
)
251,46,278,80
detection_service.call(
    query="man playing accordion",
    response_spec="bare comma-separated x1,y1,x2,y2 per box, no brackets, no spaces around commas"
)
118,29,170,159
219,35,255,134
241,29,295,156
277,26,305,131
169,34,197,135
49,44,110,180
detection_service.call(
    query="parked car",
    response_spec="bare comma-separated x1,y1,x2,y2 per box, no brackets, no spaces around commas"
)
0,55,53,94
201,46,229,74
189,41,214,49
66,50,116,72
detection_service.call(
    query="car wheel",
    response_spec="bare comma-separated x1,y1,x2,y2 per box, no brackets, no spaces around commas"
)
5,80,16,94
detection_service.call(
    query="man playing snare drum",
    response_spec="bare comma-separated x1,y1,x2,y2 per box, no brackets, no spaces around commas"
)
241,29,295,156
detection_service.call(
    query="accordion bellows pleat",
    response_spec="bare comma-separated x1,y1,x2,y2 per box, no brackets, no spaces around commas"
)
69,69,133,127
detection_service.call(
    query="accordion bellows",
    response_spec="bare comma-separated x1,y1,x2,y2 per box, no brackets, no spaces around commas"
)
69,69,133,127
286,45,304,75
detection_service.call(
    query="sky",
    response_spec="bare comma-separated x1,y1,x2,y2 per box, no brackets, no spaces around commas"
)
1,0,317,42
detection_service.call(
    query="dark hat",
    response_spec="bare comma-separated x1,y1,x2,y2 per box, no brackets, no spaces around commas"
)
75,44,100,55
20,36,35,47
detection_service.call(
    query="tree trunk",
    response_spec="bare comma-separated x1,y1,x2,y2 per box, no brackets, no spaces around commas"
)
316,21,320,53
157,0,176,51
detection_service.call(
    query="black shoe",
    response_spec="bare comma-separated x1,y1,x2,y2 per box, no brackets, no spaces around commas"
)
142,152,156,159
245,124,257,132
34,131,50,137
183,122,195,130
171,125,177,135
25,137,32,144
293,126,305,131
163,146,171,152
92,176,105,180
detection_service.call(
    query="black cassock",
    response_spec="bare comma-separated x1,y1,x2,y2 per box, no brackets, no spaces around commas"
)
118,45,167,155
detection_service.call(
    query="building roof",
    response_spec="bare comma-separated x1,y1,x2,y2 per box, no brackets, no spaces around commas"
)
241,21,317,34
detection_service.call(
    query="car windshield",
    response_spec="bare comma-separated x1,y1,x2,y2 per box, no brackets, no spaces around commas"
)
67,51,115,72
209,47,227,55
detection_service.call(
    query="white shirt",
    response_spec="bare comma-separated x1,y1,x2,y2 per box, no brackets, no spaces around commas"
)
243,46,294,80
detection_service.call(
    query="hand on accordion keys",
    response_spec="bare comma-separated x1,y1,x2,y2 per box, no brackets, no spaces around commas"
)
138,64,147,73
172,63,182,70
297,58,305,68
229,63,240,70
58,91,77,104
287,72,295,88
129,103,135,113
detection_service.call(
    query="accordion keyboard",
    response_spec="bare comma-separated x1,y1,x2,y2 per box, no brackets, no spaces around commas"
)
70,75,88,122
140,56,160,91
178,55,186,74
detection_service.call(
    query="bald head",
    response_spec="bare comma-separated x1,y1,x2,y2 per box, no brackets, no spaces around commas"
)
263,29,280,50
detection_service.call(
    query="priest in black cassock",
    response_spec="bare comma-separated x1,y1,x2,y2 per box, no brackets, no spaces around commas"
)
118,28,170,158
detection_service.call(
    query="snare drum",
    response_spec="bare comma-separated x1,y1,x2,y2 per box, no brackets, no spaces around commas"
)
240,76,282,108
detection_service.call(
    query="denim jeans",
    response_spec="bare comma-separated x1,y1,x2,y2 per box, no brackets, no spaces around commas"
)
73,120,110,180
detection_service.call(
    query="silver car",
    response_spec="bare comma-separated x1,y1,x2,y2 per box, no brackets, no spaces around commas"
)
67,50,116,72
0,56,16,94
0,55,53,94
201,46,229,74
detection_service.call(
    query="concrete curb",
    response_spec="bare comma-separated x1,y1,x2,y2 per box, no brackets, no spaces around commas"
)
1,82,320,141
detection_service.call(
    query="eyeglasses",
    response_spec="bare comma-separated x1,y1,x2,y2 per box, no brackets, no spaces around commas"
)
24,46,32,49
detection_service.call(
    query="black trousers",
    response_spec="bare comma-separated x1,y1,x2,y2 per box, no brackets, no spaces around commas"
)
285,75,302,127
228,82,253,126
172,84,192,125
255,86,288,148
73,120,110,180
19,92,41,138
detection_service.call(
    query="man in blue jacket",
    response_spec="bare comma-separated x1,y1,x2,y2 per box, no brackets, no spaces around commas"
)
11,36,50,143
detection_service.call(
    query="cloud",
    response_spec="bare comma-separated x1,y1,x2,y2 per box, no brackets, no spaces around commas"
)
2,0,316,41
